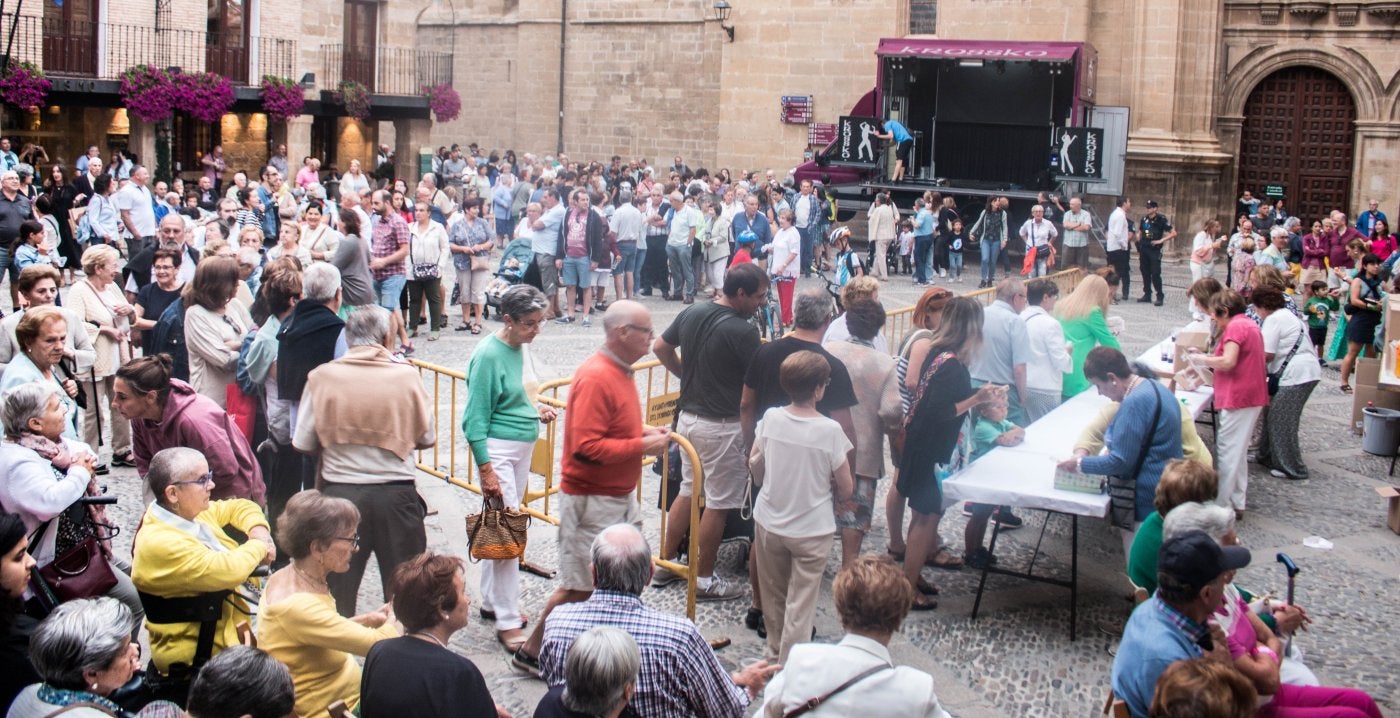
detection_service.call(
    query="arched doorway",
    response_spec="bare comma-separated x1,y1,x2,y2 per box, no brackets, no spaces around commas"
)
1237,67,1355,224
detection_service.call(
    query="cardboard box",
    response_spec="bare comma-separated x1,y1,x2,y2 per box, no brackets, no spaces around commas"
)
1377,486,1400,534
1351,358,1400,434
1174,330,1210,373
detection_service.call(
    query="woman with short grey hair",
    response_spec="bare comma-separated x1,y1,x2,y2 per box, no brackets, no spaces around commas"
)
9,597,180,717
533,626,640,718
464,283,556,653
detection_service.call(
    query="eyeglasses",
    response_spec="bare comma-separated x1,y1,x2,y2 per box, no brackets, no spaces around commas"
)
333,535,360,548
171,471,215,488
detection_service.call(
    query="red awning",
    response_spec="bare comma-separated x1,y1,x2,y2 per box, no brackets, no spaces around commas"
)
877,38,1081,62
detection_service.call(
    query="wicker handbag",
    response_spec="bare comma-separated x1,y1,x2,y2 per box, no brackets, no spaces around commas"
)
466,498,530,561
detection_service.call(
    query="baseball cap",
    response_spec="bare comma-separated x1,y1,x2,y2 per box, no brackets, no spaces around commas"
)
737,230,757,244
1145,200,1159,208
1158,530,1251,592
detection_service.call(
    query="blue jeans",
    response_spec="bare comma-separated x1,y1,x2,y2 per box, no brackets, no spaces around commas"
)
666,244,694,298
797,226,814,276
373,274,407,310
613,241,639,276
913,234,933,283
561,255,591,288
949,252,964,278
980,240,1000,283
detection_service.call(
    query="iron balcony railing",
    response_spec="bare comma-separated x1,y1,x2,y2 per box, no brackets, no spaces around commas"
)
0,14,297,82
320,44,453,96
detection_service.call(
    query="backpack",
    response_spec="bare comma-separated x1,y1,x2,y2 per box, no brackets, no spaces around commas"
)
149,297,190,382
234,326,262,397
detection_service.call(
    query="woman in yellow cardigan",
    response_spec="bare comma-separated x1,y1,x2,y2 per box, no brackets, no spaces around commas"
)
259,490,398,717
131,446,274,676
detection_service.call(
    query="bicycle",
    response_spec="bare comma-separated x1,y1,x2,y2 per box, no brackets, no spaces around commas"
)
819,270,844,313
752,276,785,339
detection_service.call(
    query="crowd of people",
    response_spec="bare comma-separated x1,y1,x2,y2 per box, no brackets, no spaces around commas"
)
0,137,1391,718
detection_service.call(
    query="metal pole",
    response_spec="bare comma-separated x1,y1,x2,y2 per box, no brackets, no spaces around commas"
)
2,0,24,76
556,0,566,155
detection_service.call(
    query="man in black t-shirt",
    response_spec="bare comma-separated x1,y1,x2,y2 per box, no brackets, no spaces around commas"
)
738,287,859,635
652,262,767,602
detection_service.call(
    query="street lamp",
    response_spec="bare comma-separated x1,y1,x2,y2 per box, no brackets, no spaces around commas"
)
713,0,734,42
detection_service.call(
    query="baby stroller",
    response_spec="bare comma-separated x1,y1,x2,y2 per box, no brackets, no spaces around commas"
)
483,256,531,321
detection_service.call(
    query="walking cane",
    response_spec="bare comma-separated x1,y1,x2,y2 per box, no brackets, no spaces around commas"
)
1276,552,1299,656
90,367,104,453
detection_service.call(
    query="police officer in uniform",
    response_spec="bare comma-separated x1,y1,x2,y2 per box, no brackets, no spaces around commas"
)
1137,200,1176,306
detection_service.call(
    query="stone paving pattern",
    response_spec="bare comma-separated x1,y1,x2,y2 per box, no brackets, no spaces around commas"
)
98,260,1400,717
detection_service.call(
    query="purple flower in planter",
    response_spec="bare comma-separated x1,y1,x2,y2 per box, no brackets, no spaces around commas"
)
260,76,305,123
120,65,178,122
336,81,371,121
181,72,235,124
423,83,460,123
0,62,51,111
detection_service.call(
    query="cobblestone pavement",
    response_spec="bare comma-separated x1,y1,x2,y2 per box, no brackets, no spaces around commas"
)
97,259,1400,717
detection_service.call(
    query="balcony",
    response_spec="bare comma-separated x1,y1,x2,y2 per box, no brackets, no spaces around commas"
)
0,14,296,82
319,44,453,96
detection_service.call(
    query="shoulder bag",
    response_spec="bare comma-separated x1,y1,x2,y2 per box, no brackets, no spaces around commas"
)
773,664,892,718
1267,324,1304,397
1107,381,1163,530
465,497,530,561
28,513,118,614
409,231,441,280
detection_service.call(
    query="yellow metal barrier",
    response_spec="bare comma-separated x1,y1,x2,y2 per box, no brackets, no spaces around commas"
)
410,355,702,620
884,267,1085,355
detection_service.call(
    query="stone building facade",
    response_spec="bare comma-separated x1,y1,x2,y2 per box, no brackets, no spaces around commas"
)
1,0,441,183
424,0,1400,240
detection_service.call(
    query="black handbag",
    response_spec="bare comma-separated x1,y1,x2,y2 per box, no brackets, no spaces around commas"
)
57,358,87,410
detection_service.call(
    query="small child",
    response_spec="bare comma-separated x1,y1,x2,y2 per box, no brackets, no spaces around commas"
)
964,399,1024,568
948,219,967,283
731,230,756,267
1303,279,1338,367
750,351,853,662
897,219,915,275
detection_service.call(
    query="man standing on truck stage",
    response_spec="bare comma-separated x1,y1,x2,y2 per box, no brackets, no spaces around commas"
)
874,118,915,183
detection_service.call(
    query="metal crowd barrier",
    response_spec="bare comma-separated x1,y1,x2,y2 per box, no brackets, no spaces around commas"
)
885,267,1086,355
410,356,703,620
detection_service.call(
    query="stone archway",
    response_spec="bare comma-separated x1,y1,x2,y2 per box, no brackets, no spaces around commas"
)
1237,67,1356,224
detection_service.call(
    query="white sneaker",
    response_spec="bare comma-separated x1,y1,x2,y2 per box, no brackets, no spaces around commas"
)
939,269,947,278
695,576,745,602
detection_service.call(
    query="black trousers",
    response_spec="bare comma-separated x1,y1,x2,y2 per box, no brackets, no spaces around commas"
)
322,481,426,617
1107,249,1131,298
1139,248,1163,299
641,235,669,292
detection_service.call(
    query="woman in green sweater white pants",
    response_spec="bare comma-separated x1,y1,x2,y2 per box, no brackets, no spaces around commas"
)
463,285,556,652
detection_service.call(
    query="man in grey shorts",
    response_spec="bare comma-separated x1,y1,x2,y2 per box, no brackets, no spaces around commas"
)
531,186,565,318
511,301,670,675
652,263,768,601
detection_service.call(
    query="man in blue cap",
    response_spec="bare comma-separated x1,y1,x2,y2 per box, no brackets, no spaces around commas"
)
1111,530,1250,717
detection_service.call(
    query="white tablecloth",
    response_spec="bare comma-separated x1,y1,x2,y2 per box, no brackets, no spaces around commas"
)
942,335,1216,519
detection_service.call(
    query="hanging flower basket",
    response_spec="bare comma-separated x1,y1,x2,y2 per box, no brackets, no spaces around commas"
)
180,71,235,124
260,76,305,123
0,62,50,112
120,64,179,122
336,80,371,121
423,82,460,123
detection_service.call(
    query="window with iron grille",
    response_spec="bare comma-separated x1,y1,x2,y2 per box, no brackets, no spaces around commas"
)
911,0,937,34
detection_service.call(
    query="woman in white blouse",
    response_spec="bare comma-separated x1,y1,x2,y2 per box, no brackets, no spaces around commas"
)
183,256,252,409
298,200,340,263
407,200,452,342
67,244,134,469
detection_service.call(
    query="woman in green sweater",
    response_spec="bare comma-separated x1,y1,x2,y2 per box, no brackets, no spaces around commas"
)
463,285,556,653
1056,274,1121,399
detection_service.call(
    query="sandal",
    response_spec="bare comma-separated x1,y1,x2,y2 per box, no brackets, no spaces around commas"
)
916,578,940,596
886,545,906,562
496,629,526,653
455,323,471,332
910,595,938,612
1340,384,1353,394
925,546,964,571
471,323,482,335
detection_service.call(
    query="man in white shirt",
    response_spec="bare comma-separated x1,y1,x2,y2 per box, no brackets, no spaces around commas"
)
1060,196,1093,270
1106,197,1133,301
665,192,702,304
114,164,158,253
1018,204,1059,278
531,187,567,318
610,191,644,300
1228,217,1261,289
1021,278,1072,422
792,179,820,278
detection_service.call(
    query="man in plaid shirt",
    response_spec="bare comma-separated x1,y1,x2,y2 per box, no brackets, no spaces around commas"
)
369,188,411,352
537,524,777,717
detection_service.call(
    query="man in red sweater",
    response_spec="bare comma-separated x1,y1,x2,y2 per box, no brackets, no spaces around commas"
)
513,300,671,676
